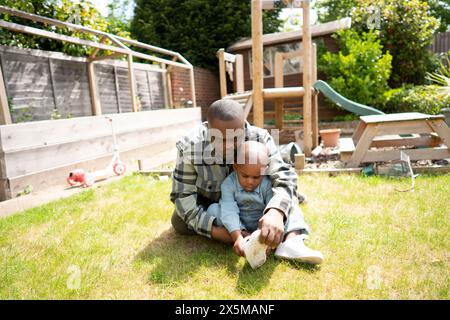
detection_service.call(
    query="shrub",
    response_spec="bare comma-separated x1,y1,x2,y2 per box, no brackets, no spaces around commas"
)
319,29,392,107
352,0,440,87
381,85,450,115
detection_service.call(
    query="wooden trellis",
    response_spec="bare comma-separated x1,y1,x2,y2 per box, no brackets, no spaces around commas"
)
0,5,196,125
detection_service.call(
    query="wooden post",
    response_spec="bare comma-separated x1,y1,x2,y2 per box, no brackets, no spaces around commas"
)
87,62,101,116
302,0,312,156
127,54,138,112
235,54,245,94
189,67,197,107
251,0,264,128
311,43,319,148
0,59,12,125
274,52,284,130
166,66,174,108
217,49,227,98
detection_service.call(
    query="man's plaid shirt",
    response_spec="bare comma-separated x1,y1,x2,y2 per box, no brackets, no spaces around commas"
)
170,121,303,238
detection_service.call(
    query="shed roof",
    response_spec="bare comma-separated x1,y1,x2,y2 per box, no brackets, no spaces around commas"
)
228,17,351,52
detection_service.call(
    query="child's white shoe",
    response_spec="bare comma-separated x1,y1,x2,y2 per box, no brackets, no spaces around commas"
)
274,234,324,265
243,230,268,269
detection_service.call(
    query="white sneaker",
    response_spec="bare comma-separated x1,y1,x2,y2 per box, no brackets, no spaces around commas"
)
275,234,324,265
243,230,269,269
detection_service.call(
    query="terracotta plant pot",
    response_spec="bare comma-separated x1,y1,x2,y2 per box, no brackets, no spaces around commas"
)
320,129,341,148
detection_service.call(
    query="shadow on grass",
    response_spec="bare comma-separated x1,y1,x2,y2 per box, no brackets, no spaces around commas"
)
135,227,320,296
135,227,286,296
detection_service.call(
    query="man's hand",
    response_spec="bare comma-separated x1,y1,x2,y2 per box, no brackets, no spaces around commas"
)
258,208,285,248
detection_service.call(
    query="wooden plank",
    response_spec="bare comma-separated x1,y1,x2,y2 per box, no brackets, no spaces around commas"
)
0,108,201,153
360,112,444,124
298,167,362,175
263,87,305,99
376,120,435,136
235,54,245,94
251,0,264,128
217,49,227,98
302,0,312,156
167,67,174,107
274,52,284,130
0,109,201,179
127,54,138,112
224,92,252,100
88,62,101,115
0,56,11,124
160,65,168,108
0,20,129,55
362,147,450,163
311,43,319,148
352,120,366,144
370,134,442,148
426,119,450,148
189,67,197,107
346,124,379,167
339,137,355,153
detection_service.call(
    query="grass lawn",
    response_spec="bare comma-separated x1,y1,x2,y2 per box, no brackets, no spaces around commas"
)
0,173,449,299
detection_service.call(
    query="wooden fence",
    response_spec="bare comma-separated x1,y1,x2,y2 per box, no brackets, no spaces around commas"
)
0,45,168,123
430,31,450,54
0,107,201,201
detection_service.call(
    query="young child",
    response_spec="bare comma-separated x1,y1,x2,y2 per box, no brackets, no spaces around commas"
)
206,141,276,268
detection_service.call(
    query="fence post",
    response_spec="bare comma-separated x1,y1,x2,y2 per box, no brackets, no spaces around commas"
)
0,57,12,125
87,62,102,116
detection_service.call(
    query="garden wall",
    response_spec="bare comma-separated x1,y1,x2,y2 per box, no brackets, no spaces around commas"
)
0,107,201,201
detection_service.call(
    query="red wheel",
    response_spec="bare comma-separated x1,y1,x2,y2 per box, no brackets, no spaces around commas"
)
113,162,126,175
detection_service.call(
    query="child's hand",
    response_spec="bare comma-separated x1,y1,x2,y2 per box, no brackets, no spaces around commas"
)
233,235,245,257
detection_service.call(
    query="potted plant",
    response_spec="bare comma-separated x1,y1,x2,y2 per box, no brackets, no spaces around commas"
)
319,128,341,147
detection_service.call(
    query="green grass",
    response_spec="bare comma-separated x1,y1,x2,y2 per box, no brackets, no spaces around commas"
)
0,173,449,299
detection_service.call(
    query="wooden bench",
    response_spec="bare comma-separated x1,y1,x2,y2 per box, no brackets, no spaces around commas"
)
340,112,450,167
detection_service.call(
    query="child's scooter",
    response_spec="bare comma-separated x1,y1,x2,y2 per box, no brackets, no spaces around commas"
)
67,116,126,187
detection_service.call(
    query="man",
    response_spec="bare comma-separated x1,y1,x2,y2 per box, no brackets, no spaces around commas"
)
170,99,323,264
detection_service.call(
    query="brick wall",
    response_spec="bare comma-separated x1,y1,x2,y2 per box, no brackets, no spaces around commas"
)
171,66,220,120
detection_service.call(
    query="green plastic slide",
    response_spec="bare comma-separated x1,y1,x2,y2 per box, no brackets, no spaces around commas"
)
313,80,385,116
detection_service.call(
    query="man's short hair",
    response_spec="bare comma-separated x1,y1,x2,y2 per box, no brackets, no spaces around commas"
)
207,99,244,121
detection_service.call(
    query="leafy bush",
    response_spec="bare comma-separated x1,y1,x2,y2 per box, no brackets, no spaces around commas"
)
319,29,392,107
352,0,440,87
381,85,450,115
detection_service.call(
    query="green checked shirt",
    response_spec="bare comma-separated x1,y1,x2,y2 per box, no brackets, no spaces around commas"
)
170,121,302,238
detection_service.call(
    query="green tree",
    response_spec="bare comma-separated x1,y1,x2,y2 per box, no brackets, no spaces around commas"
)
314,0,356,23
0,0,130,57
319,29,392,107
429,0,450,32
131,0,282,69
353,0,439,87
